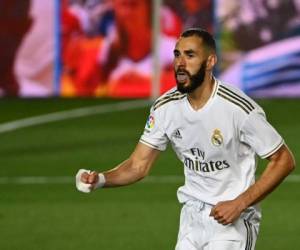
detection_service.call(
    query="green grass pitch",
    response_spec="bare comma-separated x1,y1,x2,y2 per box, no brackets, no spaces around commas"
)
0,98,299,250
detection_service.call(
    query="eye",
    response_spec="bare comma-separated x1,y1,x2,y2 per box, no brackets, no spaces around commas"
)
174,51,180,58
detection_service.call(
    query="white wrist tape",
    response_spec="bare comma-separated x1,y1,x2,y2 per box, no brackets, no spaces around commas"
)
95,173,106,189
75,169,106,193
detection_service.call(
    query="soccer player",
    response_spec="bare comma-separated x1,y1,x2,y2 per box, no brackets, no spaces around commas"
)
76,28,295,250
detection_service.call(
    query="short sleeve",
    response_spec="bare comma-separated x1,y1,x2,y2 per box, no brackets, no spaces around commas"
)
240,109,283,159
139,108,168,151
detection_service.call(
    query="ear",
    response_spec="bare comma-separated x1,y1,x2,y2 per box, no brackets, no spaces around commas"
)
206,54,217,71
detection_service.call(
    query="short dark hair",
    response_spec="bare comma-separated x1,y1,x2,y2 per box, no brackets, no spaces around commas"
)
180,28,216,53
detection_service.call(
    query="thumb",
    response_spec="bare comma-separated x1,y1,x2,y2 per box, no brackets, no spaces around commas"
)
209,206,216,217
88,171,99,184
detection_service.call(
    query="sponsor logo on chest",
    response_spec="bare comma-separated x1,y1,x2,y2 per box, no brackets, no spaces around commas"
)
171,127,229,173
183,147,230,173
183,128,228,173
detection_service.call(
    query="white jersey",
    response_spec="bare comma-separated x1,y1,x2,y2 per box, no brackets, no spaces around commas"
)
140,79,283,206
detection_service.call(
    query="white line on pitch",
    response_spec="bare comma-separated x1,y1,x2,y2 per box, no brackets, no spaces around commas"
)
0,100,151,134
0,175,183,185
0,175,299,185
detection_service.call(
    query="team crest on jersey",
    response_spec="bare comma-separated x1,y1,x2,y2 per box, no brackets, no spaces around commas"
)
211,129,223,147
145,114,155,132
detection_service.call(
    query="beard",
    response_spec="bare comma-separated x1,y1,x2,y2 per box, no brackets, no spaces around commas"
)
175,61,207,94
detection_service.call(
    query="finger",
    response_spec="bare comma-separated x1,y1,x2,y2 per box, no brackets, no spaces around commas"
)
213,214,223,222
219,220,228,225
88,171,99,184
220,218,231,225
211,209,226,221
210,208,221,218
209,207,216,217
87,174,94,184
80,172,90,183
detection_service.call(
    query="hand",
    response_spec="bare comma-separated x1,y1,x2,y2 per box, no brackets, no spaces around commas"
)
75,169,99,193
209,199,246,225
80,170,99,185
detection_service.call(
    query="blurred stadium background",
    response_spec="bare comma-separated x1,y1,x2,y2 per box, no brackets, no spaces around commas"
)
1,0,300,249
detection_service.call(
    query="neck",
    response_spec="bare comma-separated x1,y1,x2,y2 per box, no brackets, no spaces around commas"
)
187,74,215,110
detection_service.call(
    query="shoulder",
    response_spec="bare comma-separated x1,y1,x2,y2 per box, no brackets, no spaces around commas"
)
151,87,186,112
215,79,261,115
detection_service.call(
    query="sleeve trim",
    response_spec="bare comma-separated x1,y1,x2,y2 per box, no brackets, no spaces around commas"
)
139,138,164,151
260,139,284,159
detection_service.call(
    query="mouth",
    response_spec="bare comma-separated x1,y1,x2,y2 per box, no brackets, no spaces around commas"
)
176,71,189,83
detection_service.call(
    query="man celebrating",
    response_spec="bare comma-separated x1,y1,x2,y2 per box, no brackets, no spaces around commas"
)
76,28,295,249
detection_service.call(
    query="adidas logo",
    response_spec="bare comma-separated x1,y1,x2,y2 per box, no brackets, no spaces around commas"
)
172,129,182,139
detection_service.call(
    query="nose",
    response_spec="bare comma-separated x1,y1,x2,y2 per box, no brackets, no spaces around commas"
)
175,55,186,68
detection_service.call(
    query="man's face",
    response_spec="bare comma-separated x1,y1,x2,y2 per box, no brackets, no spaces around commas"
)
173,36,207,94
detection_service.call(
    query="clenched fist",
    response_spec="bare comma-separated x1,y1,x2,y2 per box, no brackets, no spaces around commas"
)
75,169,105,193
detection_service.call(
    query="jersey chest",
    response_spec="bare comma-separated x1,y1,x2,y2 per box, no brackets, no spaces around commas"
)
163,106,237,161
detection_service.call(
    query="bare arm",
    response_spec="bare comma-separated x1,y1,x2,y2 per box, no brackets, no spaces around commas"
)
80,142,160,189
210,144,295,224
102,142,160,187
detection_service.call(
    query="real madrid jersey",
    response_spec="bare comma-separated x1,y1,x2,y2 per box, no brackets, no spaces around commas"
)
140,79,283,205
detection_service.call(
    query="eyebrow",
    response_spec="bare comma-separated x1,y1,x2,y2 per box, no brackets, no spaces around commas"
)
173,49,196,54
